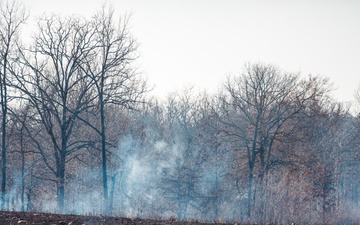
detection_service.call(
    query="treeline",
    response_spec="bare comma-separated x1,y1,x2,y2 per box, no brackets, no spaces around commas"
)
1,1,360,224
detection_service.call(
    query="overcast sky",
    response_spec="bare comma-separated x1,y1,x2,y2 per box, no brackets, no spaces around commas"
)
25,0,360,103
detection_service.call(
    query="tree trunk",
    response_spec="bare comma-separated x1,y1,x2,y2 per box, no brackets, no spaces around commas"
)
0,52,8,210
21,128,25,212
99,82,108,212
21,153,25,212
247,167,254,219
1,113,6,210
57,166,66,213
214,166,219,220
58,141,67,213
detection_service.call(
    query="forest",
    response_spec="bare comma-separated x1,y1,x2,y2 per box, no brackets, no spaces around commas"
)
0,1,360,224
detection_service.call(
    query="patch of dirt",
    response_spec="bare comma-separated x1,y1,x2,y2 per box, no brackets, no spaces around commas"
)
0,211,235,225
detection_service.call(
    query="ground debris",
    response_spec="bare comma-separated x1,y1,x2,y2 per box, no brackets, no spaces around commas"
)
0,211,243,225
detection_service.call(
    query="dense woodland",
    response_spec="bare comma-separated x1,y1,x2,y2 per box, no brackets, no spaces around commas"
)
0,1,360,224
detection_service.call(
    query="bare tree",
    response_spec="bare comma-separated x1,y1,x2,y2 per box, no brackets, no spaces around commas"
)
158,89,210,220
0,0,27,209
78,6,147,211
218,63,332,221
355,84,360,115
6,102,39,211
13,15,95,213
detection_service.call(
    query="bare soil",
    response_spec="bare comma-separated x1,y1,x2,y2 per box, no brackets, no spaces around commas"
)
0,211,235,225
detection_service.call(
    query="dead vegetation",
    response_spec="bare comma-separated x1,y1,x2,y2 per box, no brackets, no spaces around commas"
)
0,211,239,225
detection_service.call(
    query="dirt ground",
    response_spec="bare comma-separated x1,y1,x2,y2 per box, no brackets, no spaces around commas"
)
0,211,234,225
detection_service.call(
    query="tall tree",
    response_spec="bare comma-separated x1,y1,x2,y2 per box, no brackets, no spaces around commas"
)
13,15,95,213
79,6,147,211
218,63,332,220
0,0,27,209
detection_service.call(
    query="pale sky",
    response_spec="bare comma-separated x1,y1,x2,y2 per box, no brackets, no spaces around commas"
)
25,0,360,104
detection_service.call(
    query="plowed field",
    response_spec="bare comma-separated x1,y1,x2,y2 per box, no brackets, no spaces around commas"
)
0,211,234,225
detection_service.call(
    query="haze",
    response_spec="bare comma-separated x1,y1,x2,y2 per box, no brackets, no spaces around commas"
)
24,0,360,103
